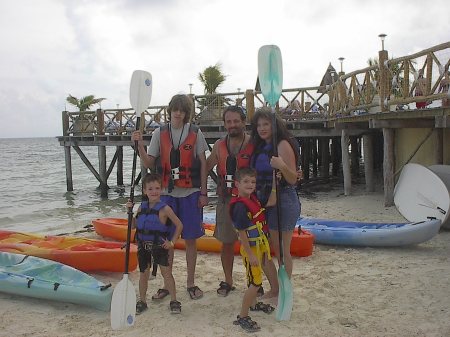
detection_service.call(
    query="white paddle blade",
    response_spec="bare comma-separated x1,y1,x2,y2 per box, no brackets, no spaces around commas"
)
110,274,136,330
258,45,283,107
129,70,153,117
275,266,293,321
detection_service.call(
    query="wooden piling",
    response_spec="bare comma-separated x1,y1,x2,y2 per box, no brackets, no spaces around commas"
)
98,145,107,197
117,146,124,186
64,146,73,191
341,130,351,195
363,134,375,192
383,128,395,206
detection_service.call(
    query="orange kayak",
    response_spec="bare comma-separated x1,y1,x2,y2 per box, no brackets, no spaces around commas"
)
0,230,137,272
92,218,314,257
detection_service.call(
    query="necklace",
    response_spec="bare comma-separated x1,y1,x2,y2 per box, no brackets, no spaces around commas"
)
226,134,245,156
168,123,185,149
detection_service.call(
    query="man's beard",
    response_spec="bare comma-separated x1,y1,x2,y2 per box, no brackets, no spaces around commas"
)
228,128,244,138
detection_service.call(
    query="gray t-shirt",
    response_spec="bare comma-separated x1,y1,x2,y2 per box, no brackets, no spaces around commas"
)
148,123,209,197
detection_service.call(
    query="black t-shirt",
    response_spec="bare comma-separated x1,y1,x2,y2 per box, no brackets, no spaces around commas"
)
231,201,251,231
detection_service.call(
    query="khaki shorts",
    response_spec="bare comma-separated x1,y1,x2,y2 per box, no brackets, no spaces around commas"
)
214,196,238,244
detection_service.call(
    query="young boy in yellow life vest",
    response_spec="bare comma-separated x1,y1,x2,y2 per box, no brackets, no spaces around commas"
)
229,167,276,333
127,173,183,315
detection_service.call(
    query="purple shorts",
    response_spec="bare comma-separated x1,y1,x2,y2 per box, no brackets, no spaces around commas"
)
161,191,205,240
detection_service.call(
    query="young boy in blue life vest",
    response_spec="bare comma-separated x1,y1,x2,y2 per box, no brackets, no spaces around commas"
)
229,167,276,333
127,173,183,315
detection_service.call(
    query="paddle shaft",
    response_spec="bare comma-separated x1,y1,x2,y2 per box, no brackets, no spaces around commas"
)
125,117,141,273
271,109,285,266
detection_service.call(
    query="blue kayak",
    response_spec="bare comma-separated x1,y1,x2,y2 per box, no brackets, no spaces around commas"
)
297,218,441,247
204,213,441,247
0,252,112,311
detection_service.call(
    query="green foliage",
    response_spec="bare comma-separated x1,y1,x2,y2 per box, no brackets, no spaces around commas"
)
66,94,106,111
198,63,226,94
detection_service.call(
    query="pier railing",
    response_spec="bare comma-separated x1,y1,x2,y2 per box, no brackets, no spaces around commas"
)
62,42,450,136
327,41,450,116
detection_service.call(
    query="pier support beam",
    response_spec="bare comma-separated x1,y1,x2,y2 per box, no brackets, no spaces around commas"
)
383,128,395,206
341,130,351,195
98,145,107,197
363,134,375,192
331,137,340,176
117,146,123,186
64,146,73,192
320,138,330,178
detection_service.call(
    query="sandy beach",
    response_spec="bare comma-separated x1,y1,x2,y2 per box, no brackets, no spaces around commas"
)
1,182,449,337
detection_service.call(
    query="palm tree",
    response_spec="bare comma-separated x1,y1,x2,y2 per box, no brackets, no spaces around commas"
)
198,63,226,94
197,64,228,114
66,94,106,111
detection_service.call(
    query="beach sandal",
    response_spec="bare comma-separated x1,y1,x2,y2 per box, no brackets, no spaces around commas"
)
233,315,261,333
169,300,181,314
217,281,235,297
136,300,148,315
151,288,169,301
250,301,275,314
187,286,203,300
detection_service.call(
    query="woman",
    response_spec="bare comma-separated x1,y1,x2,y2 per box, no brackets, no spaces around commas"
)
250,107,301,281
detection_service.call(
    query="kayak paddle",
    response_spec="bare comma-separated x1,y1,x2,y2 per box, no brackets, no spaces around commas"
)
258,45,293,321
111,70,152,330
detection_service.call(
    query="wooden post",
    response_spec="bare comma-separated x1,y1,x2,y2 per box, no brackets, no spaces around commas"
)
320,138,330,178
341,130,351,195
301,138,310,180
350,136,359,176
331,137,340,176
436,128,443,164
363,134,375,192
98,145,107,197
117,146,123,186
378,49,389,112
62,111,69,136
246,89,255,122
97,109,104,135
383,128,395,206
312,138,318,177
64,145,73,191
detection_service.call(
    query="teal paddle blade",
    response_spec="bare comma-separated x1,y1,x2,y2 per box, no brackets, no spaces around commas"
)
258,45,283,107
276,265,293,321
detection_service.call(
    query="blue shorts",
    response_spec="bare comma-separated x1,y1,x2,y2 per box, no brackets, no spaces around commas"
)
266,185,301,231
161,191,205,240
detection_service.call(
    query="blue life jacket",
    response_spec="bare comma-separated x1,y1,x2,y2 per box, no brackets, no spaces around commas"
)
135,201,170,244
251,143,274,205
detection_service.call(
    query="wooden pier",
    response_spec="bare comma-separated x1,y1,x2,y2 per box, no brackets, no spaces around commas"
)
58,42,450,205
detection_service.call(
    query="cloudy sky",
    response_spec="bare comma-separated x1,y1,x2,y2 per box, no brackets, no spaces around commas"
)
0,0,448,138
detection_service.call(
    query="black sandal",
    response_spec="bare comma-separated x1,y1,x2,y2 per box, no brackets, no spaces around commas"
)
136,300,148,315
151,288,169,301
217,281,236,297
187,286,203,300
233,315,261,333
250,301,275,314
169,300,181,314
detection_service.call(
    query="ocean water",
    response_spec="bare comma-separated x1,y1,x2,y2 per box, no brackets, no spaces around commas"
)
0,137,216,235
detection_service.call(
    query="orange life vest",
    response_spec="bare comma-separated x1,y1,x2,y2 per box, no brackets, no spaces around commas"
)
158,124,201,190
216,136,254,196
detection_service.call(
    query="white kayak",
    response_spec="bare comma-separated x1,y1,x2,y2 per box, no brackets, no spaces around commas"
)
0,252,113,311
394,163,450,228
